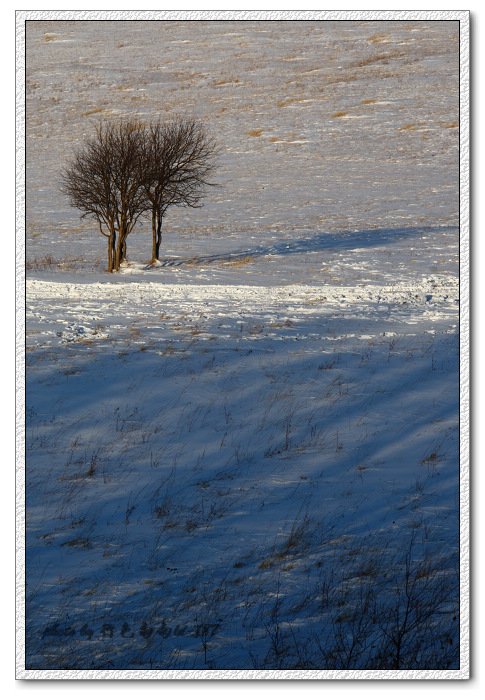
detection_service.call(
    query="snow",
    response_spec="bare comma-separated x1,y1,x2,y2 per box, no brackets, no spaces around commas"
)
24,18,461,674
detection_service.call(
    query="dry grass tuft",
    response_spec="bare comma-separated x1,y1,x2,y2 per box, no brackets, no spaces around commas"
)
83,108,106,117
399,122,426,131
355,51,405,68
367,33,391,44
212,78,239,86
277,98,299,108
26,256,86,271
223,256,256,268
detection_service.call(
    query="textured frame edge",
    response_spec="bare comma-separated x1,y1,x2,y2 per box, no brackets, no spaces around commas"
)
16,8,470,681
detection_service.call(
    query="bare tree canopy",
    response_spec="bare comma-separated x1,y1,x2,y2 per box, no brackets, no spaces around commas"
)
60,119,148,272
141,118,218,263
60,117,218,272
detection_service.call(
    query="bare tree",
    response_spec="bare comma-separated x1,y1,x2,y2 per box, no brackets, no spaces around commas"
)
61,117,218,271
141,118,218,263
61,119,148,272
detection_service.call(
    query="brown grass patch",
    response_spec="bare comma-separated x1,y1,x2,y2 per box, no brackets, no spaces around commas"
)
213,78,239,86
61,537,92,549
83,108,105,116
324,74,358,86
268,319,294,329
223,255,256,267
26,256,85,271
277,98,299,107
355,51,405,68
399,122,426,131
367,33,391,44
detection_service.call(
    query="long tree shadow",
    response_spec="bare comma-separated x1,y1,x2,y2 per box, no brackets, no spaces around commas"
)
145,225,456,269
25,319,459,670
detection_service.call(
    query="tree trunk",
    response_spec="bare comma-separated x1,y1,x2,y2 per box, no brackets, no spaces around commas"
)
151,209,158,263
151,209,163,262
107,226,117,272
115,219,128,269
111,231,116,270
108,234,114,273
114,233,124,271
155,213,163,261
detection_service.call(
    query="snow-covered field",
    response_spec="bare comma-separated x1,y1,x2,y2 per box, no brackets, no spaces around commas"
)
24,19,461,673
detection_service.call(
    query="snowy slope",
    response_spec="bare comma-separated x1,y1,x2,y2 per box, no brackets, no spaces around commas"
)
24,19,460,672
